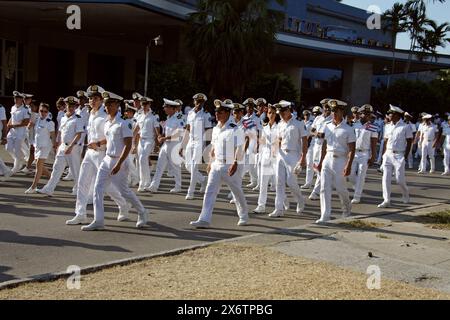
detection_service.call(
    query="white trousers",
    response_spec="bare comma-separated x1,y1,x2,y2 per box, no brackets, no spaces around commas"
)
311,143,323,195
257,155,276,207
150,142,182,190
349,151,370,200
376,139,385,164
275,151,304,211
185,141,206,195
244,152,258,184
199,163,248,223
75,149,127,217
44,145,81,193
304,146,315,186
420,141,435,172
138,139,155,189
93,155,145,224
444,145,450,173
319,153,351,220
382,151,409,203
6,133,26,169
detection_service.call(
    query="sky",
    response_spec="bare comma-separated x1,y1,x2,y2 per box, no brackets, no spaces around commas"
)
341,0,450,55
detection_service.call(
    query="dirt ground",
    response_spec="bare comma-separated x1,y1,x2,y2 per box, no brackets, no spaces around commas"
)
1,243,449,300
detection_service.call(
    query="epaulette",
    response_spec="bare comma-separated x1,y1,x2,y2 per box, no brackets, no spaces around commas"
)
75,114,81,118
46,118,52,122
324,120,332,125
133,118,137,123
177,114,183,119
229,123,236,128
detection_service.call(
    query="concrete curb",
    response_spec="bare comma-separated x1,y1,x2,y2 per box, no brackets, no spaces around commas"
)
1,201,448,291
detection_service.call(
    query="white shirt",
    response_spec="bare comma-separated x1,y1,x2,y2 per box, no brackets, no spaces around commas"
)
105,115,133,158
137,111,159,140
76,106,90,132
35,117,55,148
243,113,262,131
212,117,245,164
187,108,212,142
9,104,30,138
59,113,84,145
163,112,185,142
261,122,279,159
0,106,6,138
385,120,413,152
87,108,108,144
442,122,450,148
420,123,438,143
278,116,307,154
57,111,65,131
321,120,356,156
312,114,332,146
354,121,378,151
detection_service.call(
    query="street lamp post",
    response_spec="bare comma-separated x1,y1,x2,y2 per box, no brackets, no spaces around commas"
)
144,35,163,97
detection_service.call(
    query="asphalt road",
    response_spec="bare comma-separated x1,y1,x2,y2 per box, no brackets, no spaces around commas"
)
1,147,449,283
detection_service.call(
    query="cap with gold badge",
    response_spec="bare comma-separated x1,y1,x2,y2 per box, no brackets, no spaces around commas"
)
243,98,256,106
327,99,347,111
193,93,207,102
102,91,123,103
358,104,373,114
256,98,267,106
163,98,181,107
386,104,404,115
64,96,80,105
86,85,105,97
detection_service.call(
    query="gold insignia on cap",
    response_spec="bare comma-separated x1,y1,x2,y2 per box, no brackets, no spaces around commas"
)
102,92,110,99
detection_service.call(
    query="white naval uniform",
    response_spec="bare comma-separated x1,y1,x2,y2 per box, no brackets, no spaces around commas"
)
34,117,55,159
319,120,356,221
257,122,278,208
415,122,425,160
74,108,128,219
198,117,248,223
76,106,90,146
274,117,307,212
310,114,332,196
242,113,260,185
419,123,438,173
303,117,315,186
90,115,146,226
136,111,158,189
442,122,450,174
185,108,212,196
349,121,378,201
28,111,39,147
6,104,30,170
0,106,9,175
382,119,413,204
149,112,185,191
41,113,84,194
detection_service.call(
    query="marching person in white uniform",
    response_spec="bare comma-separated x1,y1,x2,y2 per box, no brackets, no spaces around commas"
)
82,91,149,231
309,99,332,200
66,85,130,225
147,99,185,193
25,103,55,193
0,103,12,180
404,112,417,169
190,101,249,228
242,98,260,188
269,101,308,218
37,96,84,196
180,93,211,200
134,96,160,192
349,104,378,204
253,104,279,214
418,113,439,174
378,105,413,208
315,99,356,224
440,115,450,176
301,108,316,189
6,91,30,173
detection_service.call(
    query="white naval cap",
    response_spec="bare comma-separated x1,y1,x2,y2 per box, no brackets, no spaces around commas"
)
327,99,347,109
102,91,123,102
320,98,332,105
12,91,25,98
193,93,207,101
163,98,181,107
174,99,183,106
404,112,413,118
76,90,87,98
213,99,233,110
312,106,322,113
23,93,34,99
132,92,144,100
358,104,373,113
233,103,246,111
223,99,233,105
125,101,138,112
139,96,154,103
278,100,292,108
243,98,256,105
86,85,105,97
387,104,404,115
64,96,79,104
256,98,267,106
422,113,433,120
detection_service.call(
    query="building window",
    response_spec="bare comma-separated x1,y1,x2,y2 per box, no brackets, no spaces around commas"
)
0,39,24,97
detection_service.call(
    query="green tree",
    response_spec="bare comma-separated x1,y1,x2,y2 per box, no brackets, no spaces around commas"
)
245,73,299,104
185,0,286,99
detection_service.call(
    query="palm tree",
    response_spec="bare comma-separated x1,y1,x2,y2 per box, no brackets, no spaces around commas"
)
185,0,286,98
382,3,408,87
417,21,450,62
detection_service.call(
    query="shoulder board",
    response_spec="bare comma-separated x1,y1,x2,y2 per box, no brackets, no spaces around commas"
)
27,111,31,115
177,114,183,119
76,114,81,118
46,118,52,122
324,120,332,125
128,122,133,130
229,123,236,128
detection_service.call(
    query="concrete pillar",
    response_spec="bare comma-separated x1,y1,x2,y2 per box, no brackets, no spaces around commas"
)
342,58,373,106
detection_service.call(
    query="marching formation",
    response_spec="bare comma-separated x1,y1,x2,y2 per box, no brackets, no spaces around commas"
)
1,87,450,230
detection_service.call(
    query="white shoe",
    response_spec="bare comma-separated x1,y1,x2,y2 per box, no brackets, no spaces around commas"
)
81,221,105,231
185,194,195,200
137,187,146,193
309,193,320,201
268,209,284,218
190,220,211,229
429,170,435,174
117,203,132,222
136,209,149,228
24,187,37,194
66,215,89,225
237,217,249,226
315,217,331,224
146,185,157,193
283,199,290,211
36,188,53,197
21,167,31,174
199,179,207,193
62,174,74,181
71,189,77,196
351,198,360,204
227,192,233,200
230,199,236,204
377,201,390,208
417,170,425,174
402,195,410,204
296,202,305,214
301,184,311,190
170,187,181,193
253,205,266,214
246,182,257,188
252,185,259,191
441,172,449,176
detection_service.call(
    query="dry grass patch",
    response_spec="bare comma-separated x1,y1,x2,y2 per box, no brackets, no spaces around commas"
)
416,211,450,230
339,220,386,230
